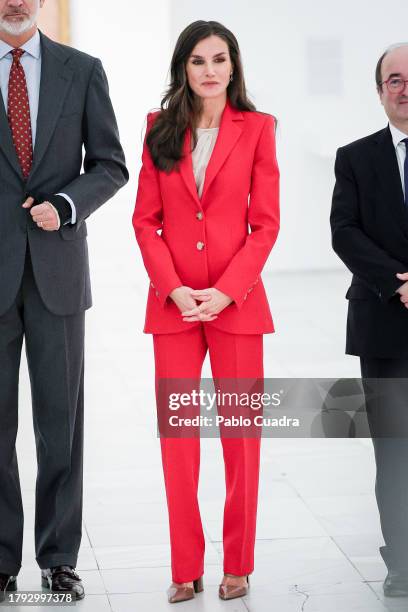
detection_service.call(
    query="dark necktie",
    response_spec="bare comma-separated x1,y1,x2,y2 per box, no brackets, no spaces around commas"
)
7,48,33,179
402,138,408,206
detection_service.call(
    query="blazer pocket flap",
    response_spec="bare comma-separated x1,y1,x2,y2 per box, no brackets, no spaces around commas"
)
345,284,378,300
59,222,87,241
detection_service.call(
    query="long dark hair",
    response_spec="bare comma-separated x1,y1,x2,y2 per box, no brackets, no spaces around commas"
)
147,20,256,172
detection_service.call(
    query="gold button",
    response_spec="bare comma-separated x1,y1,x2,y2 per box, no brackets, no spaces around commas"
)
196,241,205,251
196,211,203,221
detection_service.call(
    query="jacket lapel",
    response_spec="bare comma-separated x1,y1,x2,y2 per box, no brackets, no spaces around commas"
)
179,126,201,207
178,100,244,207
27,32,74,184
372,126,407,228
0,97,22,177
200,101,243,202
0,49,25,177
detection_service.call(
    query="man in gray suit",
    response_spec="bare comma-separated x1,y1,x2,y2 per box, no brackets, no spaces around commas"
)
0,0,128,601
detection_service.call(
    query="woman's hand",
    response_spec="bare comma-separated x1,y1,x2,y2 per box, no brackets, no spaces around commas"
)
170,286,217,322
181,288,232,322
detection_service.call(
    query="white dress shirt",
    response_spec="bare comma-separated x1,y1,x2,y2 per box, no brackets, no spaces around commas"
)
0,30,76,224
389,122,408,199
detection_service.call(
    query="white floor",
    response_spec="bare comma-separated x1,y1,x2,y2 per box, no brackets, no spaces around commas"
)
12,197,402,611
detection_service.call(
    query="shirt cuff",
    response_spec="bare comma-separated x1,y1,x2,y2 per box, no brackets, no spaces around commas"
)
56,192,76,225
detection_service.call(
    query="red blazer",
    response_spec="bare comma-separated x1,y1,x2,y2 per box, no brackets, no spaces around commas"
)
132,100,280,335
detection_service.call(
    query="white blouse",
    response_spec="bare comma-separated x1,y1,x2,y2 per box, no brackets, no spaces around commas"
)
191,127,219,198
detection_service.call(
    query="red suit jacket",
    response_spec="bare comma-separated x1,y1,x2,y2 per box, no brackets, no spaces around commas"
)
132,100,280,335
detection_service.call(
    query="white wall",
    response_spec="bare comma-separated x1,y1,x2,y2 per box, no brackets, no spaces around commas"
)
68,1,408,272
69,0,172,308
70,0,171,194
171,0,408,271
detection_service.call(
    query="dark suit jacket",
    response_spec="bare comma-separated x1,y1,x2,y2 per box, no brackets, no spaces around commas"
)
331,125,408,358
0,32,128,317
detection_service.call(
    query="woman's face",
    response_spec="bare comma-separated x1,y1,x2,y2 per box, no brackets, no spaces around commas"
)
186,35,233,101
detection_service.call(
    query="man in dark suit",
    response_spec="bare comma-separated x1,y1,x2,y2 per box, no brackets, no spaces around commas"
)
331,42,408,598
0,0,128,601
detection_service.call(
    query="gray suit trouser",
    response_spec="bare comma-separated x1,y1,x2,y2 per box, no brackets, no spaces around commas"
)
361,357,408,573
0,242,85,575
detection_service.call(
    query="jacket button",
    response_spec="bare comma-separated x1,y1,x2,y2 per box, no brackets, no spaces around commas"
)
196,211,203,221
196,241,205,250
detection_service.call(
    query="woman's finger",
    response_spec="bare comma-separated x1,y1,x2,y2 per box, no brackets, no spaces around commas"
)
182,315,217,322
190,293,212,301
181,305,204,316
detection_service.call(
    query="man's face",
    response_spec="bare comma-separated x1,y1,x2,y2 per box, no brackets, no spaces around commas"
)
0,0,43,36
379,46,408,126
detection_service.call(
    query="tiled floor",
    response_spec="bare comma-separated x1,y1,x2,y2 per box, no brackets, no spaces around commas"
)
10,198,404,611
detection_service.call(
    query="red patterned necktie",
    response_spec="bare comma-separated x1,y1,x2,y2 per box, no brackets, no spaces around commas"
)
7,48,33,179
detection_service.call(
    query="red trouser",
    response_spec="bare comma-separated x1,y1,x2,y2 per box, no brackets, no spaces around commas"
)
153,324,263,583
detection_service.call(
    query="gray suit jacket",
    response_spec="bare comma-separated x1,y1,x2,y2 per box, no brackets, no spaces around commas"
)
0,31,128,317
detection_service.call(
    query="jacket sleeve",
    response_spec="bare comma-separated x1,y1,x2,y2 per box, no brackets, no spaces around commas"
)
330,146,405,301
214,114,280,309
132,114,182,307
57,58,129,224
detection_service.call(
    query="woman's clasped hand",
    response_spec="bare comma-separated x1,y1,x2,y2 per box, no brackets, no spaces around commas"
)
170,286,232,322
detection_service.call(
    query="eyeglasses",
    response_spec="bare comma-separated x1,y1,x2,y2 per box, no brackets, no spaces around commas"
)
380,77,408,94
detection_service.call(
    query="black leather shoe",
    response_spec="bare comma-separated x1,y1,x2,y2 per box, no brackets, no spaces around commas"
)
0,574,17,603
41,566,84,601
384,570,408,597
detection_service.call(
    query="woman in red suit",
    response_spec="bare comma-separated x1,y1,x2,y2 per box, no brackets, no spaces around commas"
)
133,20,279,603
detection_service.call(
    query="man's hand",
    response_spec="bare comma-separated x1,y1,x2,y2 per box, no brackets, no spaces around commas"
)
22,196,61,231
170,286,217,322
181,288,232,322
396,273,408,308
